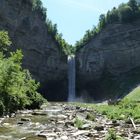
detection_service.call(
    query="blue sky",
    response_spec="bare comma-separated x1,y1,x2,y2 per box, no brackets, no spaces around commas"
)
41,0,128,45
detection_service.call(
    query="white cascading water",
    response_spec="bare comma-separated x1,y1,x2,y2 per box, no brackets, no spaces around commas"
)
68,55,76,102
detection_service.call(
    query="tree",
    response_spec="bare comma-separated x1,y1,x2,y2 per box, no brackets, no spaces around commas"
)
119,5,133,22
0,31,45,115
128,0,139,12
106,8,119,24
98,14,106,30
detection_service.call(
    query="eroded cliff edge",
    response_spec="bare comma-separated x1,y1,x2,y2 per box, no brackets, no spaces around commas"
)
76,19,140,100
0,0,68,101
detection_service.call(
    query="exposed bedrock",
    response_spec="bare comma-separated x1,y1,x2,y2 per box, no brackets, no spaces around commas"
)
0,0,68,101
76,20,140,100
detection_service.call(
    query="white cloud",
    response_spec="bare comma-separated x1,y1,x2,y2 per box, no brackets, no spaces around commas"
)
60,0,105,13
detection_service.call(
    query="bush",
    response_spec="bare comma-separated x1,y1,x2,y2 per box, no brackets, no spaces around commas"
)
119,5,133,22
0,31,45,115
74,117,84,129
0,31,11,52
86,113,95,121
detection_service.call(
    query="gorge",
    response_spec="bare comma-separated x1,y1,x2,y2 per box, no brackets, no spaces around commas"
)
1,1,140,139
76,19,140,100
0,0,68,101
0,0,140,102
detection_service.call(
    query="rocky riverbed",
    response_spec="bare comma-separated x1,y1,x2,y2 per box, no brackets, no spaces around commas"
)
0,103,140,140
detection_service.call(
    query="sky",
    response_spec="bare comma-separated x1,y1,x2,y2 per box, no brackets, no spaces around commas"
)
41,0,128,45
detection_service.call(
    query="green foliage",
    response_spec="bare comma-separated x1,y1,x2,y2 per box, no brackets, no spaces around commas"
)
74,117,84,129
75,0,140,50
124,86,140,102
119,5,133,22
0,31,11,52
75,26,98,50
86,113,95,121
24,0,72,55
46,19,73,55
128,0,139,13
0,31,45,115
98,14,106,30
106,8,119,24
28,0,47,20
106,129,124,140
71,86,140,120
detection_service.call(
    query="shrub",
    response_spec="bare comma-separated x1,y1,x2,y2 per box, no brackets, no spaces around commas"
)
0,31,11,52
86,113,95,121
119,5,133,22
106,129,124,140
0,31,45,115
74,117,84,129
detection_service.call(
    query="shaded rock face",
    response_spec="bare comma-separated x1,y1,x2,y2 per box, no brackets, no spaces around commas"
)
76,20,140,100
0,0,68,101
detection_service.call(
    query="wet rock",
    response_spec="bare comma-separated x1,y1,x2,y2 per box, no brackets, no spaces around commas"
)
17,121,24,125
134,135,140,139
37,133,47,138
56,114,67,119
94,125,104,131
47,138,54,140
65,121,74,127
111,120,120,127
21,118,31,122
20,137,26,140
76,106,81,110
38,130,58,138
32,111,48,116
61,136,68,140
76,113,87,121
81,123,92,130
132,130,140,134
72,130,90,136
135,119,140,124
0,103,139,140
2,123,11,127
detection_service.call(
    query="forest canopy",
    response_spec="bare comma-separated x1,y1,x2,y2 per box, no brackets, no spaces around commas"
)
75,0,140,51
23,0,140,54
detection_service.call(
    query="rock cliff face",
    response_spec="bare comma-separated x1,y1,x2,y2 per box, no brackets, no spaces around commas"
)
0,0,68,101
76,20,140,100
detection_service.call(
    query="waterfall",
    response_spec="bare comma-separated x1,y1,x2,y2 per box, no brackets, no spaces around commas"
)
68,55,76,102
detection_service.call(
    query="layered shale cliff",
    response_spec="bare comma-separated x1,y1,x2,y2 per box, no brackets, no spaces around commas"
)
76,19,140,100
0,0,67,101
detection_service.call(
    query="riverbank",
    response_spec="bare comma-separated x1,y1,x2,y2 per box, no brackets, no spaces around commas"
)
0,102,140,140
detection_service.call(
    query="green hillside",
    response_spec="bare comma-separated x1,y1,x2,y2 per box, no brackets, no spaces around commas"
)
124,86,140,102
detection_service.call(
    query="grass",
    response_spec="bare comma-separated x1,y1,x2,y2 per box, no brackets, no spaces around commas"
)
105,129,124,140
74,117,85,129
71,86,140,121
86,113,95,121
125,86,140,102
